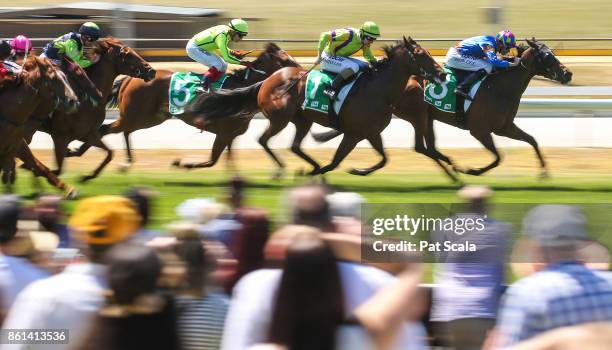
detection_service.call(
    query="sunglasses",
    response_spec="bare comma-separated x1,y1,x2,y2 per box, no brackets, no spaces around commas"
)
236,32,246,38
364,35,376,42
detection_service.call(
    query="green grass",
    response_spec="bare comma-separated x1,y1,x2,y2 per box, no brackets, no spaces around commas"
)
9,0,612,48
15,169,612,229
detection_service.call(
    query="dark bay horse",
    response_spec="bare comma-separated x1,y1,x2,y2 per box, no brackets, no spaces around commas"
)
396,38,572,179
189,37,445,177
0,56,78,186
314,39,572,181
17,56,103,197
87,43,300,171
39,37,155,182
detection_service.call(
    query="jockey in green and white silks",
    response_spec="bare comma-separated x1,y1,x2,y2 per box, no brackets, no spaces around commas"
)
317,21,381,100
186,19,251,89
41,22,101,68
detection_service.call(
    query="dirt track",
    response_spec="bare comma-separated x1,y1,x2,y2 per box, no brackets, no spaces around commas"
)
27,148,612,176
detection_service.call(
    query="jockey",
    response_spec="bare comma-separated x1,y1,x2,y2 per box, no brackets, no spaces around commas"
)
0,40,17,87
9,35,33,66
446,30,520,100
317,21,380,100
41,22,101,68
186,19,251,90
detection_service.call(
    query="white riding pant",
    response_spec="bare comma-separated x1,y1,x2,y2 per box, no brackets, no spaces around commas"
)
320,52,369,75
445,47,493,73
186,39,228,72
39,52,61,66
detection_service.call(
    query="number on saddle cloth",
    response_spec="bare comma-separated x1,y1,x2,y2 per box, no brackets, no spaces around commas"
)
168,71,229,115
424,67,484,114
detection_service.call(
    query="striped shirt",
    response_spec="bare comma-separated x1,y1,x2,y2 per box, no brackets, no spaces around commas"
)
176,293,229,350
497,261,612,346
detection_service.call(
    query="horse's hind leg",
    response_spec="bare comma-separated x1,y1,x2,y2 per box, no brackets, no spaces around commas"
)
314,135,360,175
291,117,321,174
460,131,502,176
495,123,548,179
258,118,290,179
349,134,387,176
78,134,114,183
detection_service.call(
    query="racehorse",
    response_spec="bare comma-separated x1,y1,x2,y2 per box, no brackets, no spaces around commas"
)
0,56,78,187
40,37,156,182
17,55,103,197
81,43,300,171
313,38,572,181
188,37,445,177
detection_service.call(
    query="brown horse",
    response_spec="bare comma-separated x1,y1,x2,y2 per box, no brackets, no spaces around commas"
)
0,56,78,186
77,43,299,171
189,37,445,177
17,55,103,197
313,39,573,181
39,37,155,182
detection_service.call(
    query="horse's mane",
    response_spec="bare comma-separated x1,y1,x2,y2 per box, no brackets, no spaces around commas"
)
20,56,43,88
91,36,125,54
367,41,406,74
226,42,283,81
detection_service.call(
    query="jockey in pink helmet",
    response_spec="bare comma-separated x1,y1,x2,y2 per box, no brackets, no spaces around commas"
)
10,35,32,65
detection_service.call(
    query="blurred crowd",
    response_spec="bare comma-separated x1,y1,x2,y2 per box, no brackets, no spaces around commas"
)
0,179,611,350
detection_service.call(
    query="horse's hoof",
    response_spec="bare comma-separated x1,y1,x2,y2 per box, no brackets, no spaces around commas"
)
78,175,93,183
64,187,80,200
171,159,181,168
117,162,131,173
465,169,481,176
51,169,61,176
348,168,371,176
271,169,286,180
538,170,550,180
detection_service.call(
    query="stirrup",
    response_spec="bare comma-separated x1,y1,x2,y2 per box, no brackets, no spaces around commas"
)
454,88,473,101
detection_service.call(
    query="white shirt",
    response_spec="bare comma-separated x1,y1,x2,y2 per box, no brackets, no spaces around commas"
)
221,262,428,350
1,263,107,350
0,254,48,311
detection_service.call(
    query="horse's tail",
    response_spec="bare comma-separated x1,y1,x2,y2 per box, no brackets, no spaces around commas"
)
186,81,264,121
311,129,343,143
106,77,127,109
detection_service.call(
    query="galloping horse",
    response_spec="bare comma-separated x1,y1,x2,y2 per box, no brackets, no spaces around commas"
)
0,56,78,186
313,39,572,181
395,38,572,179
82,43,299,171
17,56,103,197
189,37,445,177
40,37,155,182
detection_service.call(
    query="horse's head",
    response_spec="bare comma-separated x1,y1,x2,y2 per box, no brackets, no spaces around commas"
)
402,36,445,84
28,56,79,112
94,38,156,82
255,43,301,72
60,55,103,107
523,38,572,84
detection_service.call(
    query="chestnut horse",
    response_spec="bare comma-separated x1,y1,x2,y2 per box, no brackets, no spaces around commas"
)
17,55,103,197
79,43,299,171
0,56,78,187
38,37,156,182
313,39,572,181
189,37,445,177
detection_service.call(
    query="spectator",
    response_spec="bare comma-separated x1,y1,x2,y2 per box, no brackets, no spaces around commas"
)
430,185,509,350
0,196,48,319
173,230,229,350
34,194,70,248
504,321,612,350
124,187,161,243
222,184,428,350
266,230,344,350
2,196,141,350
76,244,180,350
492,205,612,347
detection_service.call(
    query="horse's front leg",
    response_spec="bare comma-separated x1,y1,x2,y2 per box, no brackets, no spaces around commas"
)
349,134,387,176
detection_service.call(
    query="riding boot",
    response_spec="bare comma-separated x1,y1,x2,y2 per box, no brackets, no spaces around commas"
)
323,74,347,101
201,66,221,92
454,69,487,101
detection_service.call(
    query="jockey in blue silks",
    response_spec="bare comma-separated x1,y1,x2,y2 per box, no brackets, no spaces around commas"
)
445,30,519,100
